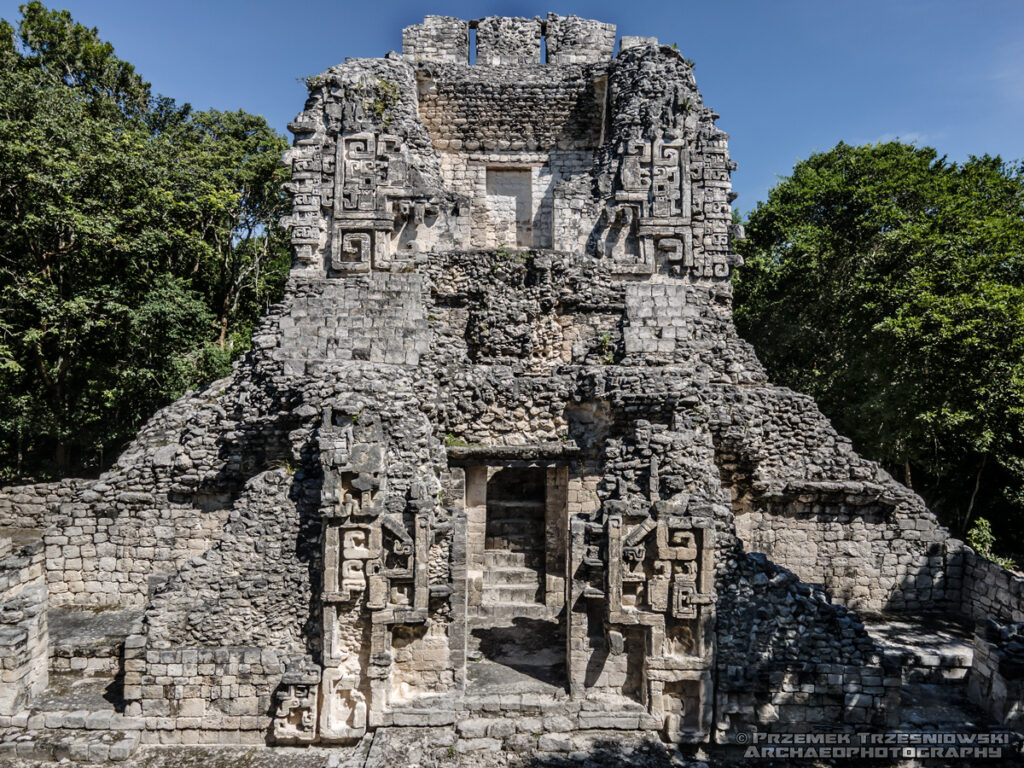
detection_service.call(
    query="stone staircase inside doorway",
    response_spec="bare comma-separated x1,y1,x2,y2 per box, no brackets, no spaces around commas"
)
479,550,546,621
480,485,547,621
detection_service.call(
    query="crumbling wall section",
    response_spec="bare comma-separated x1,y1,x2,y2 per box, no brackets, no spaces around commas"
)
141,470,318,650
544,14,616,65
715,546,901,736
0,299,305,609
960,549,1024,624
402,16,468,64
475,17,542,66
121,470,319,738
0,480,86,529
967,619,1024,730
709,385,957,614
0,535,48,715
402,13,615,68
35,364,298,608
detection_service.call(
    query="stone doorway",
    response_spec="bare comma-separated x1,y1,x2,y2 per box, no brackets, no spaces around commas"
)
486,168,533,247
463,464,568,692
484,467,545,604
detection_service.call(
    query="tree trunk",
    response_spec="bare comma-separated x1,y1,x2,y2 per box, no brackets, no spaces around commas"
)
54,373,69,474
218,311,229,350
963,455,987,536
219,289,232,350
904,461,913,489
55,440,68,475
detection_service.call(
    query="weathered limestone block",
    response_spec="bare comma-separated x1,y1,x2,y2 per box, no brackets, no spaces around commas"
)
475,17,542,67
402,16,469,64
0,537,48,715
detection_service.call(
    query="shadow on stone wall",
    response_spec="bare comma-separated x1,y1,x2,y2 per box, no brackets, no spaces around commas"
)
881,540,957,617
290,441,324,663
715,546,900,734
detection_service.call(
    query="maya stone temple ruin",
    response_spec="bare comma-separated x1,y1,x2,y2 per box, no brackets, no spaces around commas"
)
1,13,1023,765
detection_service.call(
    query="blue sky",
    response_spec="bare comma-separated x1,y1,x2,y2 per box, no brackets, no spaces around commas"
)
3,0,1023,212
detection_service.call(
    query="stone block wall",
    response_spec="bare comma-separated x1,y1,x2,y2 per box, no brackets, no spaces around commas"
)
709,386,957,614
0,480,82,529
960,549,1024,624
731,491,955,613
402,16,468,64
50,636,123,678
272,274,429,375
114,468,324,742
0,535,48,715
124,641,283,744
967,620,1024,730
717,660,902,737
390,621,453,705
0,411,241,610
475,17,542,66
621,283,764,379
0,302,315,611
714,547,905,740
544,14,616,65
417,66,605,153
40,487,232,608
137,469,318,654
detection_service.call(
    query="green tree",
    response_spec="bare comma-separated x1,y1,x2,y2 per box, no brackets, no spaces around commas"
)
0,3,290,479
1,2,149,117
735,142,1024,552
158,109,292,353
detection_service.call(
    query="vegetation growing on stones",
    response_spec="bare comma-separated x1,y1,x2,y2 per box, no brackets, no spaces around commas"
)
967,517,1018,570
361,76,401,128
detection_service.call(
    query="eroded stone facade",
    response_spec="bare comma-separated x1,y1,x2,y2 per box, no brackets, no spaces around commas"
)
0,14,1021,764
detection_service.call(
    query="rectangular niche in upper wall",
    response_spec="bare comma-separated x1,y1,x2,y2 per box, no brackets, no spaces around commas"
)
486,168,534,248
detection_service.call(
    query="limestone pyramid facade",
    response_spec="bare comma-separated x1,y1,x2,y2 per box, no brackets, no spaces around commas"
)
1,14,1021,762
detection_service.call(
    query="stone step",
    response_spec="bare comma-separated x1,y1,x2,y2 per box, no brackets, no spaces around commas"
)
483,550,526,567
474,602,551,621
863,615,974,685
0,728,139,763
48,608,143,677
481,585,541,604
482,566,540,586
487,521,543,530
486,500,546,510
898,682,989,731
484,530,543,547
904,661,971,684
